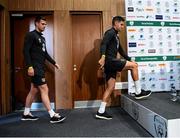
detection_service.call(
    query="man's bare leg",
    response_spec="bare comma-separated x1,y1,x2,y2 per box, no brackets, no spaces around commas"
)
23,83,38,115
21,83,39,121
123,61,152,99
96,78,116,120
102,78,116,103
38,84,66,123
38,84,54,116
122,61,139,81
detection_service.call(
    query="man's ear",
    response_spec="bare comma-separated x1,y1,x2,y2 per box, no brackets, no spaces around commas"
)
114,21,117,25
35,22,38,27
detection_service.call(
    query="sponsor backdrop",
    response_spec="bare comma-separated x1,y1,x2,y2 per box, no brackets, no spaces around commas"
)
125,0,180,93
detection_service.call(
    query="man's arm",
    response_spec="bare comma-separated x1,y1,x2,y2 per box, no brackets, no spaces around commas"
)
99,30,114,68
100,30,114,56
23,32,33,68
45,49,60,69
23,32,35,76
45,51,56,65
118,43,131,61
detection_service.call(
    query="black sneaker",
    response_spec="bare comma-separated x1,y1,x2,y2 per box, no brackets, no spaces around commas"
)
135,90,152,100
129,93,135,96
50,115,66,124
95,111,112,120
21,113,39,121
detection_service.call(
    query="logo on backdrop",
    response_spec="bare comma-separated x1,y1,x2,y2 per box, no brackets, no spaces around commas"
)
131,102,139,120
154,115,167,137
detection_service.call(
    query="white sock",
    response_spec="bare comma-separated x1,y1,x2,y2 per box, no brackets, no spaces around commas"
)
48,109,55,118
134,80,141,95
24,107,30,115
98,102,107,113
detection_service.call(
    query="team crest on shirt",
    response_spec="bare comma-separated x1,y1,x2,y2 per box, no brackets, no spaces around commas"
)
42,43,46,52
42,78,46,82
38,38,41,43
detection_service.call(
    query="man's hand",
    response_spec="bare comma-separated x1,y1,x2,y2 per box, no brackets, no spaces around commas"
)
28,67,34,76
54,63,60,69
98,55,105,68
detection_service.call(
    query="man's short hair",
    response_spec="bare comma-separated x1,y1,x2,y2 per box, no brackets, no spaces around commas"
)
112,16,125,25
34,16,46,25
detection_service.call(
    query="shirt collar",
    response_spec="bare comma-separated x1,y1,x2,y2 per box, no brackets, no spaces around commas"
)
35,29,43,35
112,27,119,34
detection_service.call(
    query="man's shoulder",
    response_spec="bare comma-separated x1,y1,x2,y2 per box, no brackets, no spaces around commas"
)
104,28,116,37
29,30,38,35
26,30,36,37
104,27,116,37
26,30,40,40
106,28,114,33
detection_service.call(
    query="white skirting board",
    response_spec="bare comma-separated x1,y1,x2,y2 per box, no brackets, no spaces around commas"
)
30,82,128,110
74,100,101,109
115,82,128,90
31,102,55,111
74,82,128,108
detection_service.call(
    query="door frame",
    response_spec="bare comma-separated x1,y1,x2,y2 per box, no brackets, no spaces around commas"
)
70,11,103,108
0,4,12,115
0,5,3,115
0,5,9,115
10,11,54,111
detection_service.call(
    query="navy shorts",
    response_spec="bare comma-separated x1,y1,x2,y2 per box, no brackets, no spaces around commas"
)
31,75,46,86
104,58,127,81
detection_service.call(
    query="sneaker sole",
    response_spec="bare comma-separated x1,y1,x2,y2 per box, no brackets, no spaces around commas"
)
50,117,66,124
135,92,152,100
95,115,112,120
21,118,39,121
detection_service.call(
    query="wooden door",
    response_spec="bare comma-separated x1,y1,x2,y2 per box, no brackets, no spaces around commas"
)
11,14,55,110
72,14,105,103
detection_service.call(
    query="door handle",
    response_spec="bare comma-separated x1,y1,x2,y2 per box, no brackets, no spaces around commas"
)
73,64,77,71
15,67,23,72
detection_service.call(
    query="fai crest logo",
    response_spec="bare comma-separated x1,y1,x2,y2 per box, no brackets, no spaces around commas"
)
154,115,167,137
41,78,46,82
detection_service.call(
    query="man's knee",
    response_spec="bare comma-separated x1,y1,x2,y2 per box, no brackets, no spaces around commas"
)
31,88,38,94
124,61,138,70
132,62,138,69
39,84,49,92
107,79,115,91
109,85,115,91
30,84,38,94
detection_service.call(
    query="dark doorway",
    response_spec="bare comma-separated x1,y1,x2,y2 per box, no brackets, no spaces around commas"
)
0,5,3,114
10,13,55,111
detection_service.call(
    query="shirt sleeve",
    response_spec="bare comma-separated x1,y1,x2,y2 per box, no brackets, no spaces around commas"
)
45,48,56,65
23,32,33,68
100,30,114,56
118,43,131,61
